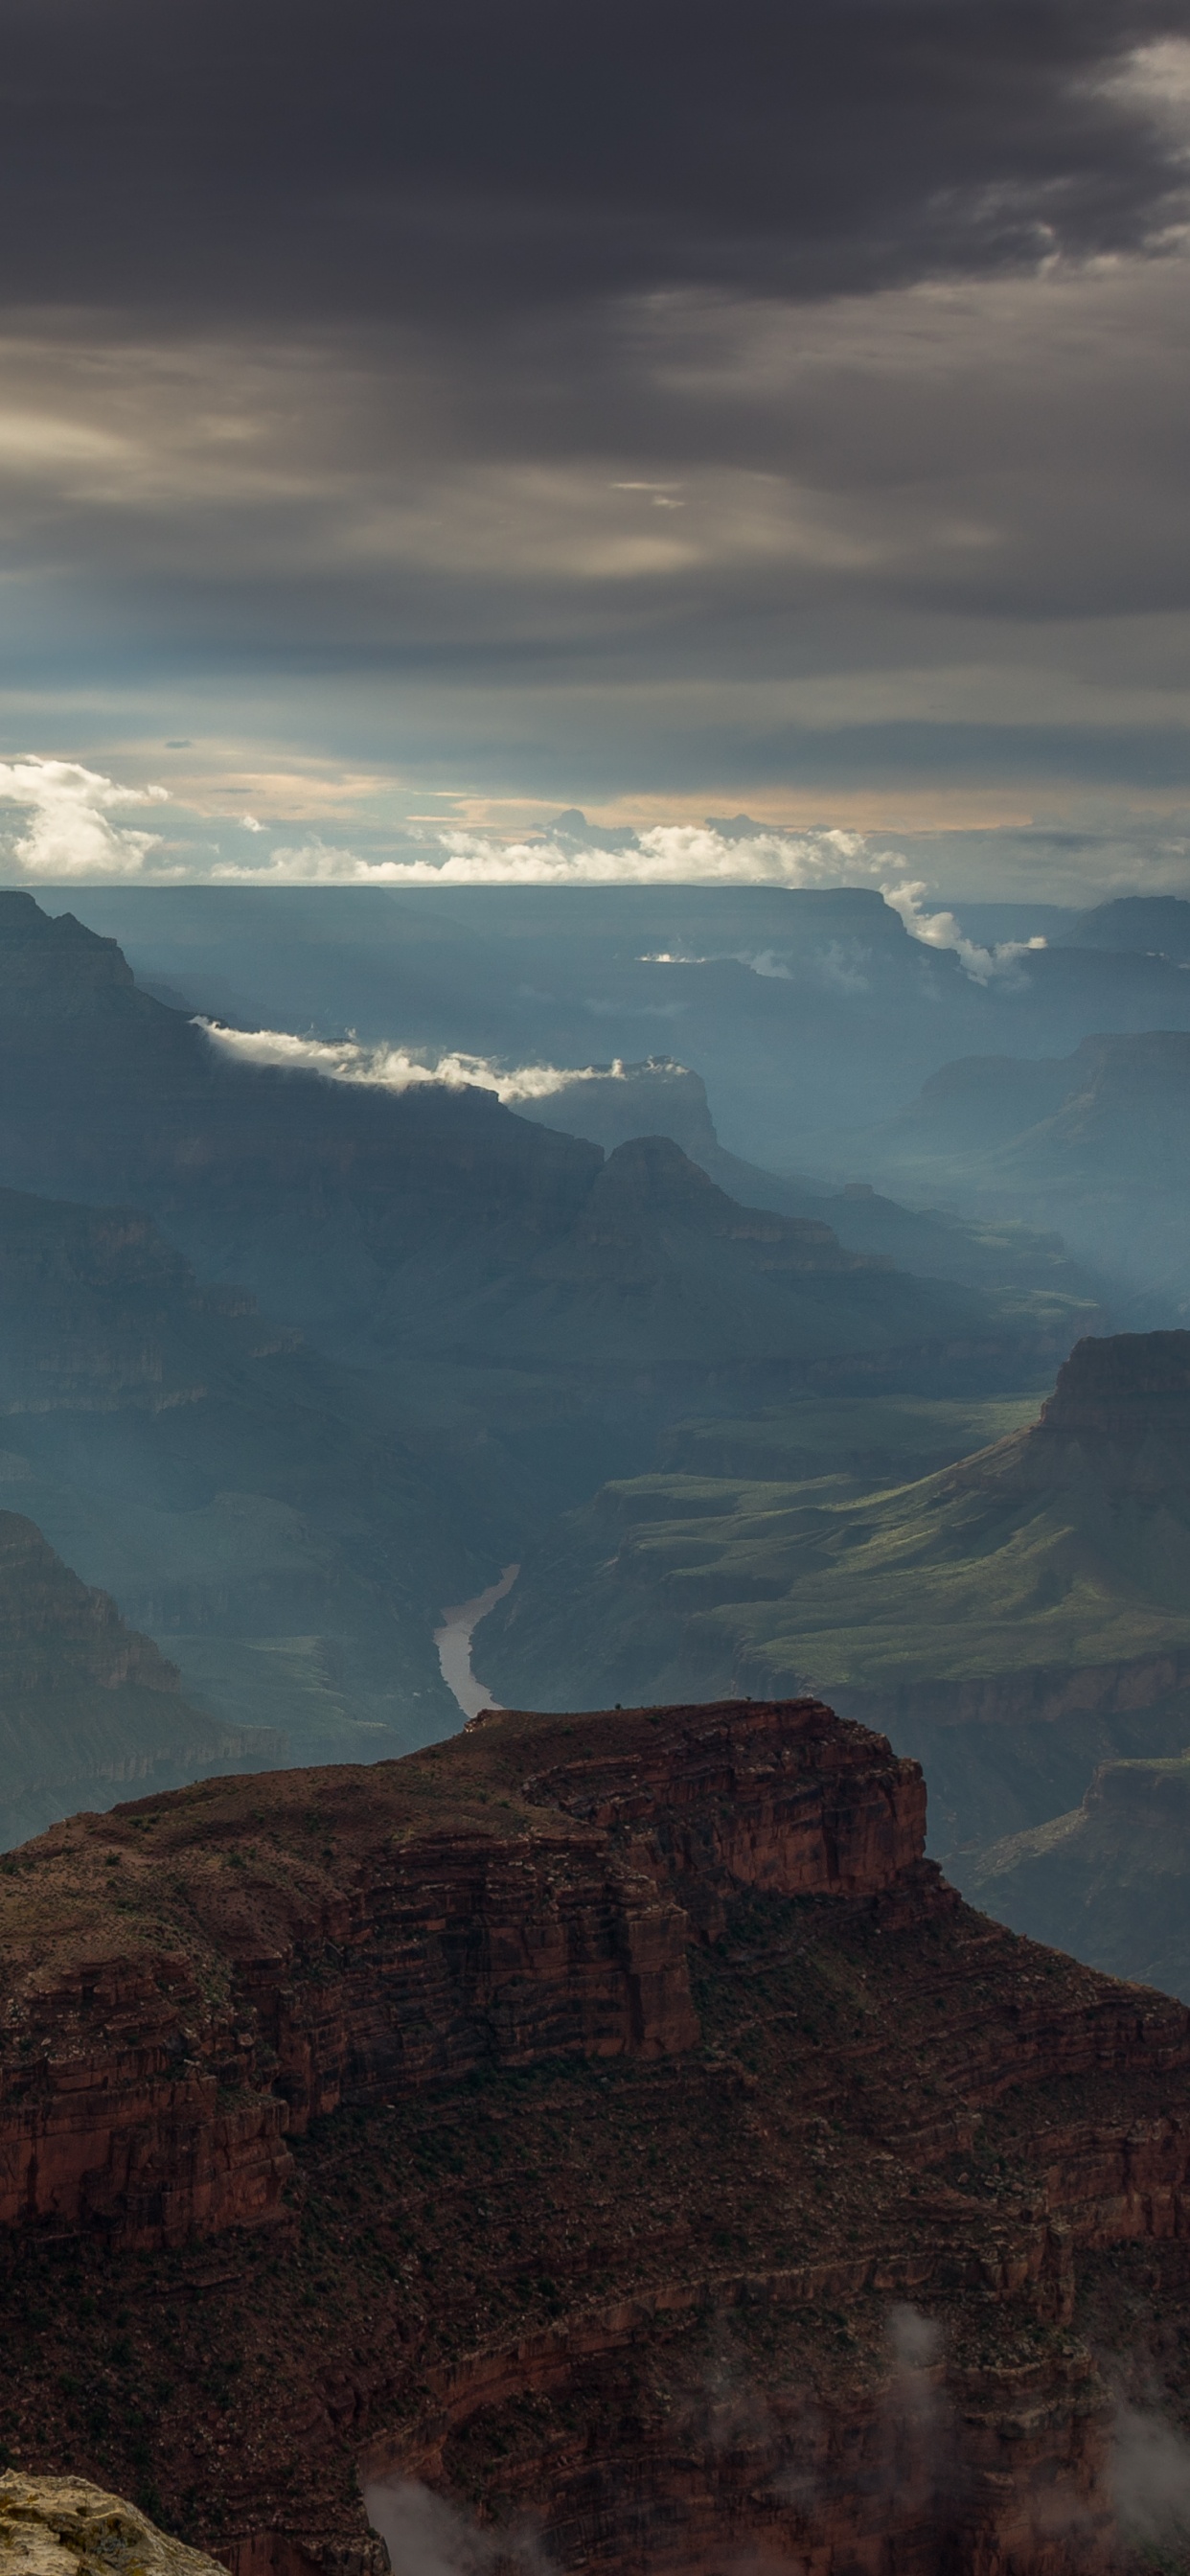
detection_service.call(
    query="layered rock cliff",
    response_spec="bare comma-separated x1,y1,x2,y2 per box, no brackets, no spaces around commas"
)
1,1698,1190,2571
516,1053,1103,1304
0,1698,921,2244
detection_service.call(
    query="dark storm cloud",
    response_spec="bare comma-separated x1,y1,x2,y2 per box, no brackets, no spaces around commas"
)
1,0,1190,872
1,0,1186,317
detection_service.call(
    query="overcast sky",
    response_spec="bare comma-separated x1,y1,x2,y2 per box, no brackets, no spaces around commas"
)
2,0,1190,898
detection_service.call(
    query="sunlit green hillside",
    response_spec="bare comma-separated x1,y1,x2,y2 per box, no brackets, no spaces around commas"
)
482,1336,1190,1854
486,1373,1190,1707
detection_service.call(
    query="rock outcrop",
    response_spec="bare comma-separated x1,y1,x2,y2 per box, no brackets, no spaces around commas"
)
516,1053,1102,1304
2,1698,1190,2571
1037,1323,1190,1445
0,2475,223,2576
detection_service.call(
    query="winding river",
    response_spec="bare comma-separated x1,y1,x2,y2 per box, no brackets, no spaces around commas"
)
434,1562,519,1721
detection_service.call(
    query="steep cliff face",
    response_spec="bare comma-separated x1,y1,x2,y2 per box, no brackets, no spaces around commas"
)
1037,1324,1190,1447
0,895,602,1331
0,1700,921,2244
0,1511,187,1694
1,1699,1190,2573
0,1513,273,1852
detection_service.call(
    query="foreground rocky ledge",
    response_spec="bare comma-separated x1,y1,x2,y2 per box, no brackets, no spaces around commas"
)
1,1698,1188,2573
0,2473,222,2576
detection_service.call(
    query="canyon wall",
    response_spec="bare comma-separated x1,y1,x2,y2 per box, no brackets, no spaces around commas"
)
823,1648,1190,1873
1,1700,1188,2573
0,1699,919,2243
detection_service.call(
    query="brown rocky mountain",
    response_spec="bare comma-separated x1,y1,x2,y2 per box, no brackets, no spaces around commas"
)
2,1697,1190,2571
0,1511,273,1849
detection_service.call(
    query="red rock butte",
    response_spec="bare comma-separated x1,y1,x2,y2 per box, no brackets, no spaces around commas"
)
1,1696,1188,2574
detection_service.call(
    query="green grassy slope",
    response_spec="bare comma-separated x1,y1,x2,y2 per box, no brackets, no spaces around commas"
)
486,1372,1190,1706
480,1388,1051,1708
482,1334,1190,1855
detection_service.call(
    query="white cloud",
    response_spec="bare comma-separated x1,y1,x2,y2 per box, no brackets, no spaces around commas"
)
1102,38,1190,160
881,879,1047,981
197,1021,634,1103
210,836,382,882
0,761,1052,984
204,819,872,888
0,757,169,878
639,944,794,978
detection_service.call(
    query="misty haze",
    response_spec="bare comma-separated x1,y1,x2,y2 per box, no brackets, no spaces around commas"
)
4,6,1190,2572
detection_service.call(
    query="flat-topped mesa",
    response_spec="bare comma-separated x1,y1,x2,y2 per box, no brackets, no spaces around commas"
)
0,1698,924,2248
515,1694,927,1898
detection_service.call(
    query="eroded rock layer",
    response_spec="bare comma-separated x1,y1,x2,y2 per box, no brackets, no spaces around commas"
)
0,1698,1187,2573
0,1699,918,2244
